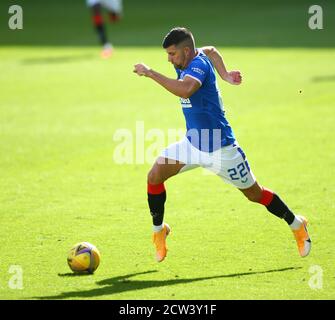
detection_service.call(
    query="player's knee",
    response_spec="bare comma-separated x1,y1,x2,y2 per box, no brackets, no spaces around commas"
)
147,168,164,185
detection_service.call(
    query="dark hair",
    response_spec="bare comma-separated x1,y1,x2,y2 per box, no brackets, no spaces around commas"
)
162,27,195,50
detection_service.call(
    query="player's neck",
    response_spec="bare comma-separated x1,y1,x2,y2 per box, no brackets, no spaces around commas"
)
182,50,197,69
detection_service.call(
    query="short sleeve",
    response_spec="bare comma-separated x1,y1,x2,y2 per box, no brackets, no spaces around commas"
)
183,58,208,85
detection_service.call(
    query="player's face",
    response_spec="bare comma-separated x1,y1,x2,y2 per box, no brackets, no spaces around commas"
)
166,45,187,69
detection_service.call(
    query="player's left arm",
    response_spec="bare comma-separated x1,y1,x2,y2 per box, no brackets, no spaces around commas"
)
201,46,242,85
133,63,200,99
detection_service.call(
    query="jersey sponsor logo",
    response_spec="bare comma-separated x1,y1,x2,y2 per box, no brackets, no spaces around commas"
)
180,97,192,108
191,67,205,75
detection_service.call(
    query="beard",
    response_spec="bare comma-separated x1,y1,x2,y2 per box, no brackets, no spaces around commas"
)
174,63,183,69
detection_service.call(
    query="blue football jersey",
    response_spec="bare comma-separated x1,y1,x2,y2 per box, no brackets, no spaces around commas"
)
176,49,235,152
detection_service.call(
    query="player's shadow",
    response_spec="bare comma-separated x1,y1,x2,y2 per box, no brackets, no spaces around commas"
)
21,54,95,65
36,266,301,300
57,272,93,277
311,75,335,83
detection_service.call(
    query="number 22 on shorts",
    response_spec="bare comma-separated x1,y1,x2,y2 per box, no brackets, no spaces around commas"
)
227,162,249,182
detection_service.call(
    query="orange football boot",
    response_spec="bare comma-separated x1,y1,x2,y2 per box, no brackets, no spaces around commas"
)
152,223,170,262
101,43,113,59
292,215,311,257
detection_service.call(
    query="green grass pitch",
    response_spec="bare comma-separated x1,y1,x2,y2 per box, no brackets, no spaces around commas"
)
0,0,335,300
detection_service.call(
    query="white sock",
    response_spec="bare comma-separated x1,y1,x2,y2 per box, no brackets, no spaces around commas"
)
153,224,163,232
290,216,302,230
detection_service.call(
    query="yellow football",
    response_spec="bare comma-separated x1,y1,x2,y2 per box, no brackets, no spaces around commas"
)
67,242,101,274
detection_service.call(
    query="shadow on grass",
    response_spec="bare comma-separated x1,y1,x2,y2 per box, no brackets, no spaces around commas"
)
311,75,335,83
36,267,301,300
58,272,94,277
21,54,96,65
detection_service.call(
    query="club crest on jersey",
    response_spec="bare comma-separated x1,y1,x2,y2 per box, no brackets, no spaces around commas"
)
180,97,192,108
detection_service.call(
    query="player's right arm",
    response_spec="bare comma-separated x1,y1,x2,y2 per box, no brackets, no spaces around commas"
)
133,63,200,99
201,46,242,85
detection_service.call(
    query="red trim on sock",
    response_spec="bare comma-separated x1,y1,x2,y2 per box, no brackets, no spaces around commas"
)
147,183,165,195
93,14,104,26
259,187,274,206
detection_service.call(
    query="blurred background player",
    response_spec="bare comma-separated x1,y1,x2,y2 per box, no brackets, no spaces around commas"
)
86,0,123,58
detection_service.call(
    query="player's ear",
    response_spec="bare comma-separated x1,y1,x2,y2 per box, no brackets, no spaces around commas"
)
184,46,191,57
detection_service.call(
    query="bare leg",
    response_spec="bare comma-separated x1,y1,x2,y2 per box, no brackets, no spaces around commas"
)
147,157,185,227
239,181,311,257
147,157,186,185
239,181,263,203
239,181,296,225
148,157,185,262
91,4,108,45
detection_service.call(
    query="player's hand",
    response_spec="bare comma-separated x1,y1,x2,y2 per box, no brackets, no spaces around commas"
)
225,71,242,85
133,63,152,77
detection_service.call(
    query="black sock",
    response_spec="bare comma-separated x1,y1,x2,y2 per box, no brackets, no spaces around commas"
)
91,4,108,46
266,193,295,225
148,191,166,226
95,24,108,45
